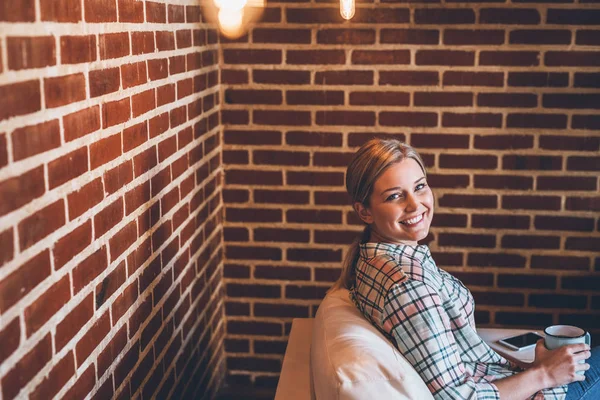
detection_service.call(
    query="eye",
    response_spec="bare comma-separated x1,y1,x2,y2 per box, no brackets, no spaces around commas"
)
415,183,427,191
385,193,402,202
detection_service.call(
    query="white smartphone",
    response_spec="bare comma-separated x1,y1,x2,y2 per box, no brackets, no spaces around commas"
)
498,332,545,351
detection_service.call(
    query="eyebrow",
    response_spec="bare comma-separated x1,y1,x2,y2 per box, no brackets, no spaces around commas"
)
381,176,426,195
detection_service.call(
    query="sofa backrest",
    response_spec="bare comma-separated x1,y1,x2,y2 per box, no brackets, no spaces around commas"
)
310,288,434,400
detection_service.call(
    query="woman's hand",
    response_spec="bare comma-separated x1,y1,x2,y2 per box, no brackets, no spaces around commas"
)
530,339,591,388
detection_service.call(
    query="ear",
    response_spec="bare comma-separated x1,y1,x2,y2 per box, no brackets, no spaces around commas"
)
353,202,373,224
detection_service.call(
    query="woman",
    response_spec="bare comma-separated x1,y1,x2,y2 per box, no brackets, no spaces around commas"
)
332,138,598,399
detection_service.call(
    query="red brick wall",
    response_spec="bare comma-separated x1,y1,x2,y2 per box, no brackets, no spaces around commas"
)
221,2,600,389
0,1,225,399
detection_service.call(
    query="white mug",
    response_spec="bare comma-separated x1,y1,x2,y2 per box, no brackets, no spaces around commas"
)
544,325,591,375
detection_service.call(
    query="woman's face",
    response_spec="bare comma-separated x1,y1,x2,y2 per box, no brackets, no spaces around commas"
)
355,158,434,246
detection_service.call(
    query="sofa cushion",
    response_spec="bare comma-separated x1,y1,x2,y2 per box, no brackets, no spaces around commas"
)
311,288,434,400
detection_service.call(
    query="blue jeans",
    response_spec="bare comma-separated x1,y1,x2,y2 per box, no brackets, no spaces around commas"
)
565,346,600,400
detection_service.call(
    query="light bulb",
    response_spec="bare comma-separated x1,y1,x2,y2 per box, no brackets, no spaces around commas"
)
218,8,244,38
340,0,355,20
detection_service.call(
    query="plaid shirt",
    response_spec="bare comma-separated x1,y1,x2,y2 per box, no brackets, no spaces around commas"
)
350,242,567,400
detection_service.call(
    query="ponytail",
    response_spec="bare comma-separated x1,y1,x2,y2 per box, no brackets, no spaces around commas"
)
328,226,370,293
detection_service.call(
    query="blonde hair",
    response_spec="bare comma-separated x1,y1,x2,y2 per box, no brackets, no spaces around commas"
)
329,138,426,292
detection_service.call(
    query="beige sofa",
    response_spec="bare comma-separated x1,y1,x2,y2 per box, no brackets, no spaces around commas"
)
275,288,532,399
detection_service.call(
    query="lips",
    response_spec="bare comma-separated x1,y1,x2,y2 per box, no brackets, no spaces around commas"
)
400,213,424,226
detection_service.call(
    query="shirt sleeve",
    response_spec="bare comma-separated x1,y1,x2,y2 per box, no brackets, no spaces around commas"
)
383,279,500,400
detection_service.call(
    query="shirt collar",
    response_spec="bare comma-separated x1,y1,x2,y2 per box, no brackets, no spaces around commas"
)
359,241,431,261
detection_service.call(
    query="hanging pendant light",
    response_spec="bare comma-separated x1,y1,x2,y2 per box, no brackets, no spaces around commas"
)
340,0,355,20
203,0,264,39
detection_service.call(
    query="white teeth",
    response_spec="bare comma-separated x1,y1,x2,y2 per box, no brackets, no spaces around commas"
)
401,213,423,225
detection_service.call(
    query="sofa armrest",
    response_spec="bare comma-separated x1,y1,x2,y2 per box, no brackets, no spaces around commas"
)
275,318,314,400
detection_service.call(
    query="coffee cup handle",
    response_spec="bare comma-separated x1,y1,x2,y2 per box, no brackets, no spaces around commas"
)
585,332,591,347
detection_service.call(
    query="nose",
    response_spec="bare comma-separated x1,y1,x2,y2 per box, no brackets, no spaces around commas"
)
405,192,418,212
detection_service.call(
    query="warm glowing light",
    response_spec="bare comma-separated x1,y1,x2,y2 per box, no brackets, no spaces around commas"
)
218,8,244,38
340,0,355,20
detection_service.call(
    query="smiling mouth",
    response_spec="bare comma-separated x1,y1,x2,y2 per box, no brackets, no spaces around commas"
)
399,213,424,226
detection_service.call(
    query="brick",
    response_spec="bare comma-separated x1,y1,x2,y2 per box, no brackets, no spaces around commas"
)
0,134,6,168
40,0,82,22
131,32,154,55
25,274,71,336
225,89,282,105
531,294,587,310
255,228,309,243
130,90,155,118
0,80,41,121
427,174,470,189
64,366,97,400
508,72,568,87
535,216,594,232
48,147,88,190
168,4,184,22
102,98,130,128
123,122,148,153
566,237,600,252
510,29,571,45
151,166,171,196
480,51,539,66
575,73,600,88
146,1,166,22
148,58,168,81
286,284,328,300
451,272,492,287
63,106,100,142
532,255,590,271
7,36,56,70
566,197,600,211
502,195,561,211
438,194,497,209
538,176,596,191
0,317,20,365
19,200,65,250
545,51,600,67
170,105,187,127
55,293,93,352
379,70,439,86
313,151,354,167
287,209,341,224
99,32,129,59
1,334,52,400
379,111,437,127
315,111,375,126
474,174,533,190
158,136,176,162
419,8,475,24
286,131,342,147
287,171,344,186
67,178,103,219
473,214,529,230
254,28,311,44
547,9,600,25
178,78,193,100
125,181,150,215
438,233,496,248
94,198,124,238
0,250,51,313
443,112,501,128
133,146,158,177
501,235,560,249
227,208,282,223
12,119,60,161
507,113,567,129
84,0,117,22
118,0,143,22
157,83,175,107
224,49,282,64
222,110,249,125
226,357,280,373
352,50,410,65
253,69,310,85
498,273,556,289
444,29,504,45
224,129,281,145
573,115,600,130
318,28,376,44
44,73,86,108
544,94,600,110
577,30,600,45
415,92,472,107
381,28,439,44
90,132,121,169
121,62,147,89
61,35,96,64
89,67,120,98
503,155,561,171
110,221,137,261
443,71,504,87
473,291,524,307
254,110,311,126
416,50,474,66
0,228,13,266
0,0,35,21
186,5,201,22
478,93,537,108
480,8,540,24
288,50,345,65
475,134,533,150
76,311,110,365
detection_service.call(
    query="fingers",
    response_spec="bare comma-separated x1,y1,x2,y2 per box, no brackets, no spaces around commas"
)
573,351,592,361
576,363,591,372
566,343,590,354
